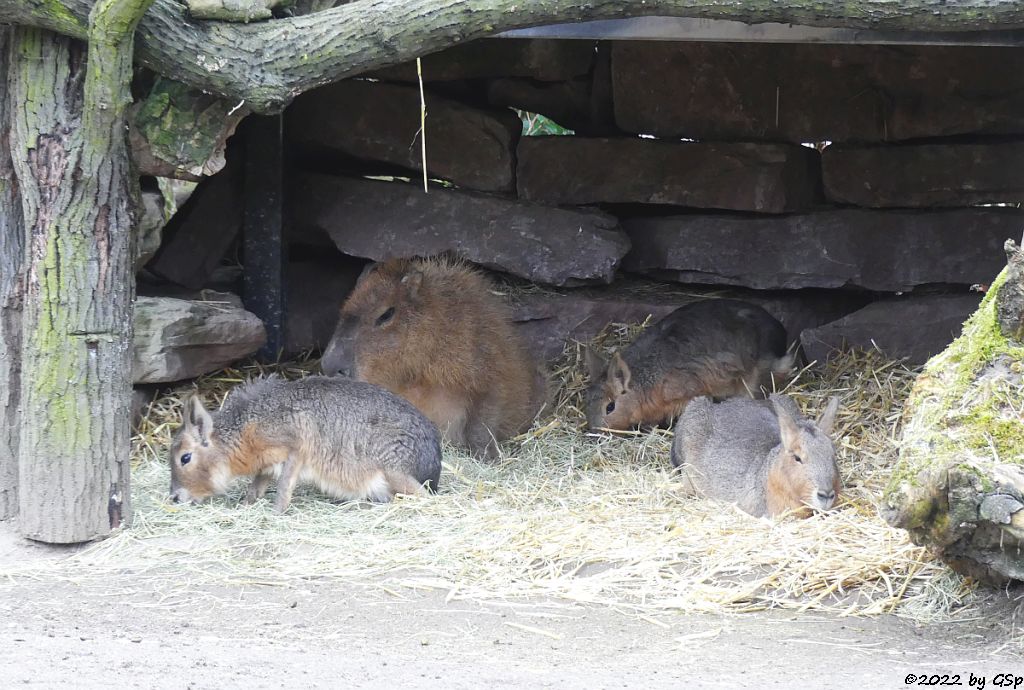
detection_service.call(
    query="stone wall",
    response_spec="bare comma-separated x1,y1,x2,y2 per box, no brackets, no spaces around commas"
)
135,38,1024,380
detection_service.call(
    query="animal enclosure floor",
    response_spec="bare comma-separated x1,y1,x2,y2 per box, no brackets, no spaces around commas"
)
0,533,1017,689
2,351,1022,685
57,350,963,619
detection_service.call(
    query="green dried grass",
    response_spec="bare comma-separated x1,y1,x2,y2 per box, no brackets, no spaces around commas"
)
0,329,980,620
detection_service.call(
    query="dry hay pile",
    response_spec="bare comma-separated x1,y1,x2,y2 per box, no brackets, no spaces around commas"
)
0,326,980,619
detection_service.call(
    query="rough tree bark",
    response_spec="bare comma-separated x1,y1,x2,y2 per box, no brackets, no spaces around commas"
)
11,0,153,542
883,257,1024,584
129,77,249,180
3,0,1024,112
185,0,287,22
0,27,25,520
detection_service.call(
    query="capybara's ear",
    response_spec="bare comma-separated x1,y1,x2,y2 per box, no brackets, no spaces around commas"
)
608,352,632,393
401,269,424,299
185,395,214,445
584,346,607,382
771,398,801,452
356,262,379,283
816,396,840,435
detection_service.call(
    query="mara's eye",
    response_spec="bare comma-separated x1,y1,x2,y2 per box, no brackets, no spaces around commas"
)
605,401,616,415
793,454,803,464
376,307,395,326
180,452,192,466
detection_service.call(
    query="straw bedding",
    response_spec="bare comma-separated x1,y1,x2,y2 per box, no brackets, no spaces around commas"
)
0,328,983,620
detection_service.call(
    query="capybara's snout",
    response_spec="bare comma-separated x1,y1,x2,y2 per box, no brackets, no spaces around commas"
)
321,336,356,379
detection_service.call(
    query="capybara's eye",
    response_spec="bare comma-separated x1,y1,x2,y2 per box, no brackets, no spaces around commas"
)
376,307,395,326
180,452,192,466
605,401,616,415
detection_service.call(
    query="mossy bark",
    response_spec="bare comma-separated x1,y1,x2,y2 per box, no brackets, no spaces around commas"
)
5,0,1024,112
129,77,249,180
11,0,153,543
0,27,25,520
882,268,1024,584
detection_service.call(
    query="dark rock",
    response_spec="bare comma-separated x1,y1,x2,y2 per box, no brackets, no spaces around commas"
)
287,80,521,193
133,295,266,384
146,160,242,289
511,286,868,362
800,294,983,365
290,173,630,287
367,39,595,82
487,78,593,133
516,137,820,213
486,46,615,136
622,209,1020,292
823,141,1024,208
612,42,1024,143
136,190,167,273
997,239,1024,342
284,255,367,354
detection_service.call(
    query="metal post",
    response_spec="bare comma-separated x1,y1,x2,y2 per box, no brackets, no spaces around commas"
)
242,114,285,361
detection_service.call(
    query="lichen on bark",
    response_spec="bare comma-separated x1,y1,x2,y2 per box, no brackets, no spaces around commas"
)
883,267,1024,583
7,0,1024,112
11,0,153,543
130,77,249,179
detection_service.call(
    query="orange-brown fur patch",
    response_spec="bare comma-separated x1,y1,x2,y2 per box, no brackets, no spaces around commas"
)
765,466,814,518
230,424,290,477
634,383,690,427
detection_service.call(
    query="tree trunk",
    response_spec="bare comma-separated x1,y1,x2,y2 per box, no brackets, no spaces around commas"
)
0,27,25,520
882,266,1024,585
11,0,153,543
4,0,1024,112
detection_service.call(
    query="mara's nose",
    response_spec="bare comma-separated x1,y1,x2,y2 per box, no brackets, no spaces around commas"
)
816,489,837,507
169,487,191,504
334,367,351,378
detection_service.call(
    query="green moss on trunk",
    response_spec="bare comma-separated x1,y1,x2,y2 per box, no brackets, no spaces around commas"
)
884,269,1024,584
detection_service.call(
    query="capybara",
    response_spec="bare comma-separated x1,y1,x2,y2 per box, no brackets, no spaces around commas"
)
585,299,794,430
320,256,547,458
168,376,442,513
670,394,841,518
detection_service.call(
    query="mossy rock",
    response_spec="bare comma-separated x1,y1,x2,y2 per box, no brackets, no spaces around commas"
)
883,267,1024,584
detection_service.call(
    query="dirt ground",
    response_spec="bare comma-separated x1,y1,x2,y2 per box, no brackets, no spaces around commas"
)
1,524,1021,689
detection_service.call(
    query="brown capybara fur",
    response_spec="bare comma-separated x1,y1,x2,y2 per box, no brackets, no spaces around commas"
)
321,256,547,458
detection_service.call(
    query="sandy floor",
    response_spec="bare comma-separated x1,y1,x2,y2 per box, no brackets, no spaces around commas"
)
1,524,1020,689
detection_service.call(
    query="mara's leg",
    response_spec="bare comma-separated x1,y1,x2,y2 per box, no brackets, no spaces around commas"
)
243,468,275,504
671,464,701,495
384,471,427,499
273,457,302,514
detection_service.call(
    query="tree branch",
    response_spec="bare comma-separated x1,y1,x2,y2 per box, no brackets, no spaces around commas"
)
4,0,1024,113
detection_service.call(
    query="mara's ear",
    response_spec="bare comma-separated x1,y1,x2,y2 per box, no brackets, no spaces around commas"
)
401,269,424,299
772,398,801,451
608,352,632,393
584,346,607,382
816,396,840,436
185,396,213,445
